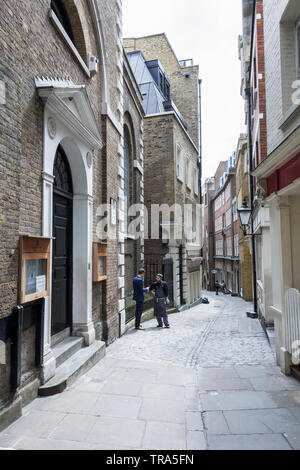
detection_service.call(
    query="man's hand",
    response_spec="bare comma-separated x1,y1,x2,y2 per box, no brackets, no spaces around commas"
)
166,298,170,305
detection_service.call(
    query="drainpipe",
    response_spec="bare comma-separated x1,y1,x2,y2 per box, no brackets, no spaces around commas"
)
198,79,203,203
245,87,258,315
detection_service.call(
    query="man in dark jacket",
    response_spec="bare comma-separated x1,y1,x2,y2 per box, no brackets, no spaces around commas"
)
150,274,170,329
133,269,149,330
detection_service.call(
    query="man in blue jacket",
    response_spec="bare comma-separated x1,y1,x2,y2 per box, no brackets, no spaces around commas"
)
133,269,149,330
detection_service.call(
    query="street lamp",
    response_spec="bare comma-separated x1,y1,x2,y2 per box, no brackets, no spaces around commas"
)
238,198,252,236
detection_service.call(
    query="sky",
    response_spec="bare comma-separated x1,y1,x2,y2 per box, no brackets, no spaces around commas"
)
123,0,246,180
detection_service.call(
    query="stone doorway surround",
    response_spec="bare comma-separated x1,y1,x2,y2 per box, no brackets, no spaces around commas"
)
35,77,103,384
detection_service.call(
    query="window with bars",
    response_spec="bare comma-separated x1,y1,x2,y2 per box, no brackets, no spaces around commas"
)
176,145,183,181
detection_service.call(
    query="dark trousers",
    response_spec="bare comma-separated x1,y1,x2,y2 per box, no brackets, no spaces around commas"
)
135,301,144,329
154,298,169,327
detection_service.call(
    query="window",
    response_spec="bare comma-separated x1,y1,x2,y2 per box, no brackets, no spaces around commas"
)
234,234,239,258
296,18,300,79
176,145,183,181
215,216,223,233
124,126,131,230
225,183,231,202
216,239,223,256
225,209,231,228
194,169,199,196
226,237,233,257
186,159,191,189
244,151,248,174
51,0,75,44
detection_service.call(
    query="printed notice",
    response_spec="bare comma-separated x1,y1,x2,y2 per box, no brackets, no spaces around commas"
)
36,275,46,293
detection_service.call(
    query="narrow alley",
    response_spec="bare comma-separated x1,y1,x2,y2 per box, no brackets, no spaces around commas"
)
0,293,299,451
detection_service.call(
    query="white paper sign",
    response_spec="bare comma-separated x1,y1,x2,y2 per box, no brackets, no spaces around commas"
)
36,275,46,293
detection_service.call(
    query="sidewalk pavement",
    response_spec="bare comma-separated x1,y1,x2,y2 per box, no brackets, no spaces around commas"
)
0,291,299,450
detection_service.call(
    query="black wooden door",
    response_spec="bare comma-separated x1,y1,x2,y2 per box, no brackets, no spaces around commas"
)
51,192,73,336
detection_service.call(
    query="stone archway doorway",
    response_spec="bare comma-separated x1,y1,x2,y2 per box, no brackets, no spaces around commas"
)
51,145,73,337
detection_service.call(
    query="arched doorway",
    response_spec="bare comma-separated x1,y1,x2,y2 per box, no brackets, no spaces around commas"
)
51,145,73,336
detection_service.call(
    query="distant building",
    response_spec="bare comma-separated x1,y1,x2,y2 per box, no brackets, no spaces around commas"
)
124,34,202,308
202,162,226,292
211,155,240,294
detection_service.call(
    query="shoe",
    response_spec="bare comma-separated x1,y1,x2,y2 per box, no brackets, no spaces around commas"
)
165,326,170,329
135,326,144,330
157,325,163,328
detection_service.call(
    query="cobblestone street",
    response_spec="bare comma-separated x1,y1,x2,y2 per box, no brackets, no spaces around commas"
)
1,292,300,450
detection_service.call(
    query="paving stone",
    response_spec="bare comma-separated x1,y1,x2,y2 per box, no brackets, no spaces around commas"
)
139,398,185,424
283,432,300,450
185,412,204,431
0,434,22,449
139,383,185,400
86,416,146,448
49,414,98,442
94,394,142,419
109,368,157,384
268,391,300,408
100,380,143,397
186,431,207,450
249,376,300,392
143,421,186,450
198,377,252,392
203,411,230,435
14,437,92,450
235,366,282,379
72,377,106,394
3,410,66,438
200,391,278,411
185,386,201,411
208,433,292,450
35,391,99,415
224,408,300,435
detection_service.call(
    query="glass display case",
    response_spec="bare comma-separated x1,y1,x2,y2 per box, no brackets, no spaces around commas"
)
93,243,108,282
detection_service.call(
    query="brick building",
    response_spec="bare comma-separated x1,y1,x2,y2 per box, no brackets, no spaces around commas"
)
0,0,144,429
235,134,253,301
202,162,227,292
211,155,240,295
240,0,272,323
124,34,202,308
250,0,300,375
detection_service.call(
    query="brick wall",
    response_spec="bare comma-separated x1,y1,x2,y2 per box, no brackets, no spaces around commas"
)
263,0,299,154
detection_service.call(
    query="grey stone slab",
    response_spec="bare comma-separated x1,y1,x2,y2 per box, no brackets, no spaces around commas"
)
235,366,282,379
185,386,201,411
139,383,185,401
224,408,300,435
0,434,21,449
203,412,230,435
185,412,204,431
184,370,198,386
86,416,145,448
35,391,99,415
143,421,186,450
284,432,300,450
49,414,98,442
155,370,186,386
249,376,300,392
94,394,142,419
139,398,185,424
198,377,252,392
3,410,66,438
200,391,278,411
72,377,106,393
14,437,92,450
289,407,300,422
109,368,157,384
198,367,239,381
186,431,207,450
224,410,272,434
208,433,292,450
268,391,300,408
100,380,143,397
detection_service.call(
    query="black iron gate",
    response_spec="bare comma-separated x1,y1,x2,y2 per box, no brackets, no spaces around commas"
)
163,258,174,305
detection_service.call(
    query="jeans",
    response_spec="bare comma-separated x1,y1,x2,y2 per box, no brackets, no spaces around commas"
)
154,298,169,327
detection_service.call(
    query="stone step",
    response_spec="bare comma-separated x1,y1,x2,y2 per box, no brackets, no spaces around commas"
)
38,341,106,397
52,336,84,368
